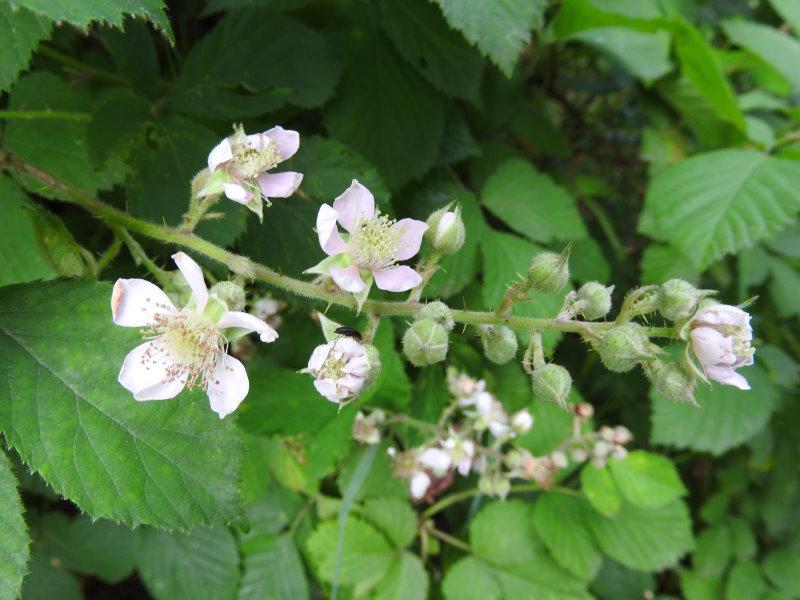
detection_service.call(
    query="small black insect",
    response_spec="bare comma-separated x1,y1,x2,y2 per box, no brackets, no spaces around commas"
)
334,326,363,341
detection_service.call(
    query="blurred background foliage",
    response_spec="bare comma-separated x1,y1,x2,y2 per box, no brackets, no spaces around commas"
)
1,0,799,598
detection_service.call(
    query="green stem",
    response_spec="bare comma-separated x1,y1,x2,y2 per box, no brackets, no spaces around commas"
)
0,110,91,121
427,528,472,553
94,233,123,274
422,483,577,518
11,159,677,339
38,46,122,84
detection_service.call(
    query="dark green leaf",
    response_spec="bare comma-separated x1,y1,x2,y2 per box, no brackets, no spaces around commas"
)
0,451,29,599
0,3,51,92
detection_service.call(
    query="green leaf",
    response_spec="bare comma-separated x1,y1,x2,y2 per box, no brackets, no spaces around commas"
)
0,281,242,528
480,229,566,352
6,72,127,198
170,10,340,117
639,244,698,286
581,465,622,517
692,525,732,577
769,0,800,33
0,451,29,599
590,560,655,600
585,499,694,571
381,0,483,104
21,548,81,600
570,236,611,284
651,364,779,455
679,570,723,600
361,497,417,549
0,3,51,91
533,493,602,581
371,552,429,600
767,257,800,318
469,500,540,564
431,0,546,77
324,25,444,189
567,27,672,81
136,527,240,600
608,450,687,508
482,158,587,244
336,441,407,502
0,175,58,286
238,534,309,600
6,0,173,42
762,548,800,596
726,561,770,600
639,149,800,269
40,513,135,583
359,319,412,410
723,20,800,92
87,95,152,167
442,556,501,600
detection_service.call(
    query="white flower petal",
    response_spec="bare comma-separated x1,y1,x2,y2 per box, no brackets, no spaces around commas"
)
332,180,375,233
258,171,303,198
307,343,333,373
111,278,175,327
316,203,348,256
263,126,300,160
172,252,209,312
314,378,341,403
208,138,233,171
436,212,457,242
118,341,186,400
222,182,253,204
217,311,278,342
706,365,751,390
390,218,428,261
206,352,249,418
418,447,452,473
691,327,735,366
330,266,367,293
410,471,431,499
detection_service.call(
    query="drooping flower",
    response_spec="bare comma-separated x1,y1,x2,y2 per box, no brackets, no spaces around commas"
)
199,125,303,218
689,304,755,390
302,336,371,403
309,180,427,306
111,252,278,418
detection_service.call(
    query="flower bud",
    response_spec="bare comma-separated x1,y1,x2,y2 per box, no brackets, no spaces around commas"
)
576,282,614,320
210,281,246,312
425,203,465,255
573,403,595,419
402,318,449,366
598,324,651,373
657,279,703,321
550,450,569,469
689,303,754,390
29,206,91,278
511,409,534,434
643,360,697,405
531,363,572,409
478,475,511,499
419,301,455,331
352,410,384,445
528,251,569,294
478,325,518,364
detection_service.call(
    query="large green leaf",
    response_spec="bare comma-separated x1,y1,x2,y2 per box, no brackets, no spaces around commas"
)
5,0,173,42
431,0,546,77
0,281,242,528
723,20,800,92
608,450,687,508
323,25,444,189
482,158,587,244
762,548,800,596
639,149,800,269
769,0,800,33
238,534,308,600
585,499,694,571
650,365,779,455
0,175,57,287
381,0,483,104
0,451,29,600
567,27,672,81
136,527,240,600
0,3,50,91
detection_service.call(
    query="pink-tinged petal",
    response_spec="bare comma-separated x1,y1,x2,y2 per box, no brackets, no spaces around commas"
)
307,343,333,373
172,252,209,312
243,134,265,151
410,471,431,499
436,212,457,241
207,351,249,418
317,204,348,256
222,182,253,204
218,311,278,342
372,265,422,292
118,341,186,400
391,218,428,261
332,180,375,233
208,138,233,171
258,171,303,198
330,266,366,293
314,378,341,403
691,327,735,366
263,126,300,160
706,365,751,390
111,278,175,327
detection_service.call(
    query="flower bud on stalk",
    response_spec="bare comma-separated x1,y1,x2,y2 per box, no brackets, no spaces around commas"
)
209,281,246,312
479,325,518,364
531,363,572,409
657,279,710,321
599,323,652,373
575,282,614,320
425,203,465,255
419,301,455,331
402,318,449,366
528,250,569,294
478,475,511,499
511,409,534,434
642,360,697,404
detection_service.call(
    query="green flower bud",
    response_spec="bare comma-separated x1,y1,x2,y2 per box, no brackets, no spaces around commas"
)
599,324,651,373
209,281,246,312
643,360,697,405
531,363,572,409
576,282,614,320
364,344,383,388
29,206,91,278
479,325,518,364
477,475,511,499
425,203,465,255
418,301,455,331
402,318,449,366
528,251,569,294
657,279,703,321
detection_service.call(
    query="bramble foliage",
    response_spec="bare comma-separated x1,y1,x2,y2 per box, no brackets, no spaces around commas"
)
1,1,799,599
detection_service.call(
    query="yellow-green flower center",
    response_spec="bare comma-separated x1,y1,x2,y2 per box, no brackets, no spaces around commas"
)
349,212,403,269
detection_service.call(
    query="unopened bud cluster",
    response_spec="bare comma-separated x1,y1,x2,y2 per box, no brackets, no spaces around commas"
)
402,302,453,366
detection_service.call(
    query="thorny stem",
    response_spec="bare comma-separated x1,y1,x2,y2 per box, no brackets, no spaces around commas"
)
11,159,677,339
407,252,441,303
94,232,123,274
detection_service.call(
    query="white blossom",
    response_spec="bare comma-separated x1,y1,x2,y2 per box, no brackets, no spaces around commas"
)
690,304,755,390
302,337,370,403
